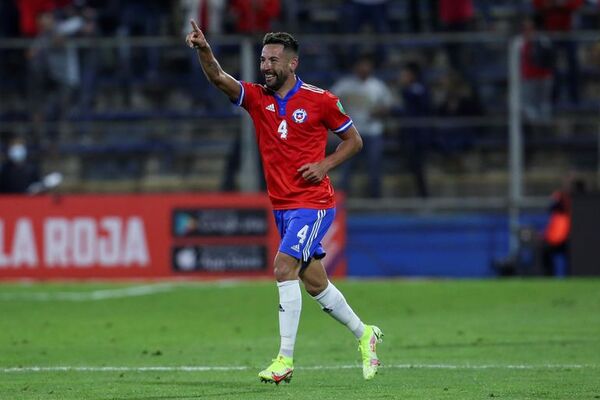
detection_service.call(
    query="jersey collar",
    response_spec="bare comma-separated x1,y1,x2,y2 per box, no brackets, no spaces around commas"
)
271,76,303,117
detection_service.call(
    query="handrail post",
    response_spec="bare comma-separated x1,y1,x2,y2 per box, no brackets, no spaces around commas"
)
239,37,259,192
508,35,524,255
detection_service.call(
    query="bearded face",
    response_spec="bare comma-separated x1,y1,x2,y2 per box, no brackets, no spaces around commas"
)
260,44,297,92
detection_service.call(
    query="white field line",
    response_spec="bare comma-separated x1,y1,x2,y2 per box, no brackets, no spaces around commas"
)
0,281,242,302
1,363,597,373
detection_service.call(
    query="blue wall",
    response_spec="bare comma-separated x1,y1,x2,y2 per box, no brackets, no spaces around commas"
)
346,212,547,278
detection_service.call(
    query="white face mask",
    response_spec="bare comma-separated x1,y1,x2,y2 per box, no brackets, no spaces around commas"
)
8,144,27,163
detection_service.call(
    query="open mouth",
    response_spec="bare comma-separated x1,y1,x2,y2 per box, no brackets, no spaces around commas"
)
265,73,276,84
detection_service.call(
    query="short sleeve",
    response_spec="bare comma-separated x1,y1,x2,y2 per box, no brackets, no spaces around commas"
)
233,81,261,111
322,91,353,135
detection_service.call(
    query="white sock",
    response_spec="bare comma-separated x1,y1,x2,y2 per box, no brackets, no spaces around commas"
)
313,281,365,339
277,280,302,358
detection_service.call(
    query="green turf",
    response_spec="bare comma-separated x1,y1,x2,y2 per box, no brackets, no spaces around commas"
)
0,279,599,399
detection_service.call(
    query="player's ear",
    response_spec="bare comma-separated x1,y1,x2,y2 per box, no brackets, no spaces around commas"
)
289,56,299,72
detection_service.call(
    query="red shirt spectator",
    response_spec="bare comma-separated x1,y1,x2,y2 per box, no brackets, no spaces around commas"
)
16,0,70,36
439,0,474,25
533,0,583,31
229,0,280,33
544,190,571,245
521,40,553,79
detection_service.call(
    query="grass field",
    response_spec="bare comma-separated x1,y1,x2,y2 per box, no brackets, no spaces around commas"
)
0,279,599,399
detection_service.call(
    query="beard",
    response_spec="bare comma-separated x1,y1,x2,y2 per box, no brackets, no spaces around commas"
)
264,70,287,91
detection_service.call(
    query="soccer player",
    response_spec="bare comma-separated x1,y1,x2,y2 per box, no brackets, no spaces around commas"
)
186,21,383,384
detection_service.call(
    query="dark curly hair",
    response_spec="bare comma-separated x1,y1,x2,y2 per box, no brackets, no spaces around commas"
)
262,32,299,54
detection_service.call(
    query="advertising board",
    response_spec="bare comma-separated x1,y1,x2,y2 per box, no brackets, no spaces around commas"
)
0,194,346,279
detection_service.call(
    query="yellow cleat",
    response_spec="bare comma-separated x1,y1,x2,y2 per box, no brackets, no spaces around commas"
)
358,325,383,380
258,355,294,385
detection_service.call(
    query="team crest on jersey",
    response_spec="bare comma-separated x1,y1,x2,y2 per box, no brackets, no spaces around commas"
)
292,109,307,123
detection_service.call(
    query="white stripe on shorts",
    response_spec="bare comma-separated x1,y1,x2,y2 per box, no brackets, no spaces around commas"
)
303,210,325,262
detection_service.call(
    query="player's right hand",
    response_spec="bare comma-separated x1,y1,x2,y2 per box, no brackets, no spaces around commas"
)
186,20,208,50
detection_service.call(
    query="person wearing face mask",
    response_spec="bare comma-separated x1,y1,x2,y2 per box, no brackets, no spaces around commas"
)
0,137,40,194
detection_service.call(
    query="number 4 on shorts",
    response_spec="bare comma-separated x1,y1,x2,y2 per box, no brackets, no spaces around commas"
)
297,225,308,244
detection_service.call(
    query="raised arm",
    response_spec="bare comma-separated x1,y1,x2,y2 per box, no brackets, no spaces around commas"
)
186,20,241,103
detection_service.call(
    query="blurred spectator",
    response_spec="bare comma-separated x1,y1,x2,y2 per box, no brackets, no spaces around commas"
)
438,0,474,29
339,0,391,62
117,0,167,81
342,0,390,34
65,1,99,111
229,0,281,33
398,62,430,198
0,137,40,194
180,0,226,35
436,71,484,117
16,0,69,37
84,0,119,35
179,1,226,109
438,0,475,72
540,176,586,276
435,69,484,155
331,54,394,198
533,0,584,105
520,17,554,122
407,0,440,33
27,7,89,125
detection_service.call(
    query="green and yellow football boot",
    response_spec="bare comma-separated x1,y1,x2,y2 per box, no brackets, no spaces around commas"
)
258,355,294,385
358,325,383,380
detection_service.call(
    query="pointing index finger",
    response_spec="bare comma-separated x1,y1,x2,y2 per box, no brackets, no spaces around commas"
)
190,20,200,33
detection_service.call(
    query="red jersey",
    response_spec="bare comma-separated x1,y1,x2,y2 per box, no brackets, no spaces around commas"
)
439,0,474,24
533,0,583,31
235,77,353,210
521,40,553,80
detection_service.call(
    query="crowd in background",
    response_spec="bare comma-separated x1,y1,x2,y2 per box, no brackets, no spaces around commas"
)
0,0,599,199
2,1,599,37
1,0,598,120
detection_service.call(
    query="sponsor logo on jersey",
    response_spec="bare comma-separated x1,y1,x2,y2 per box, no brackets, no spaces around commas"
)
336,100,347,115
291,244,300,252
265,103,275,112
292,109,307,123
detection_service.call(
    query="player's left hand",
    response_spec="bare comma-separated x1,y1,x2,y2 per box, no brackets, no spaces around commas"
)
298,162,327,184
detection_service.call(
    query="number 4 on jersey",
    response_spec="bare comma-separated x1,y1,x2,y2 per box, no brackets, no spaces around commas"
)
277,120,288,140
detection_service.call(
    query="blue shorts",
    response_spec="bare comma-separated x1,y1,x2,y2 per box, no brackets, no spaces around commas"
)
273,208,336,266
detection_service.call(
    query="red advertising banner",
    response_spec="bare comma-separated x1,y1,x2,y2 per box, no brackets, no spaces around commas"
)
0,194,346,280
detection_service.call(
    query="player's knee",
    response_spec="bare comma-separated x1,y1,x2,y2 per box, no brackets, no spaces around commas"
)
273,254,299,282
273,265,291,282
304,281,327,297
